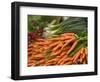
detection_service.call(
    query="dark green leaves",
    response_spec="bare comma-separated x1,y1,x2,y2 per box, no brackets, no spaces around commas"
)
60,17,88,36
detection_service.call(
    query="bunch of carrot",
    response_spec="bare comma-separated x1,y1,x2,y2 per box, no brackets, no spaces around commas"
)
28,32,88,67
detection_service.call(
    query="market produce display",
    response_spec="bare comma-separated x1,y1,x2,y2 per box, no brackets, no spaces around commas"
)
27,16,88,67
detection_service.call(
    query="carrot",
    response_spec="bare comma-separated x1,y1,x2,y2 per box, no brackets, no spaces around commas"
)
50,55,61,62
28,62,36,66
39,59,46,64
28,44,33,49
60,36,74,40
79,54,83,63
43,46,49,50
79,48,86,62
65,61,73,65
47,60,56,63
82,53,86,60
83,59,87,64
73,50,81,63
59,61,65,65
33,49,42,53
77,48,84,63
80,48,84,54
59,58,72,65
61,38,75,51
28,60,36,67
32,54,44,60
64,57,73,61
51,48,62,56
52,52,66,61
67,40,78,55
59,52,67,58
47,59,58,64
57,55,67,65
49,41,60,49
62,33,75,36
85,48,88,55
52,42,62,51
36,42,50,45
45,62,56,66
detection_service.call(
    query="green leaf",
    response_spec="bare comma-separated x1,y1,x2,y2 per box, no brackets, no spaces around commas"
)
51,17,88,36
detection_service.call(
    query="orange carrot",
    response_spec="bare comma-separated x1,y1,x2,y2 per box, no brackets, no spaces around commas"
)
28,64,33,67
45,62,56,66
36,42,50,45
59,57,72,65
79,48,86,62
82,53,86,60
47,59,58,63
60,36,74,40
28,60,36,67
52,52,66,61
28,44,33,48
39,59,46,64
51,48,62,56
57,55,67,65
67,40,78,55
59,61,65,65
79,54,83,63
52,42,62,51
61,38,75,51
61,33,75,37
32,54,44,60
49,41,60,49
85,48,88,55
33,49,42,53
51,51,65,60
43,46,49,50
59,52,67,58
77,48,84,63
65,61,73,65
83,59,87,64
73,50,81,63
64,57,73,61
80,48,84,54
31,63,36,66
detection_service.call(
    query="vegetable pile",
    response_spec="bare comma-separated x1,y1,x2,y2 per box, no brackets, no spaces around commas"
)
28,16,88,66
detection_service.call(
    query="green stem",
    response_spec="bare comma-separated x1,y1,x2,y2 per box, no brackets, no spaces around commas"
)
49,19,56,25
78,36,87,41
